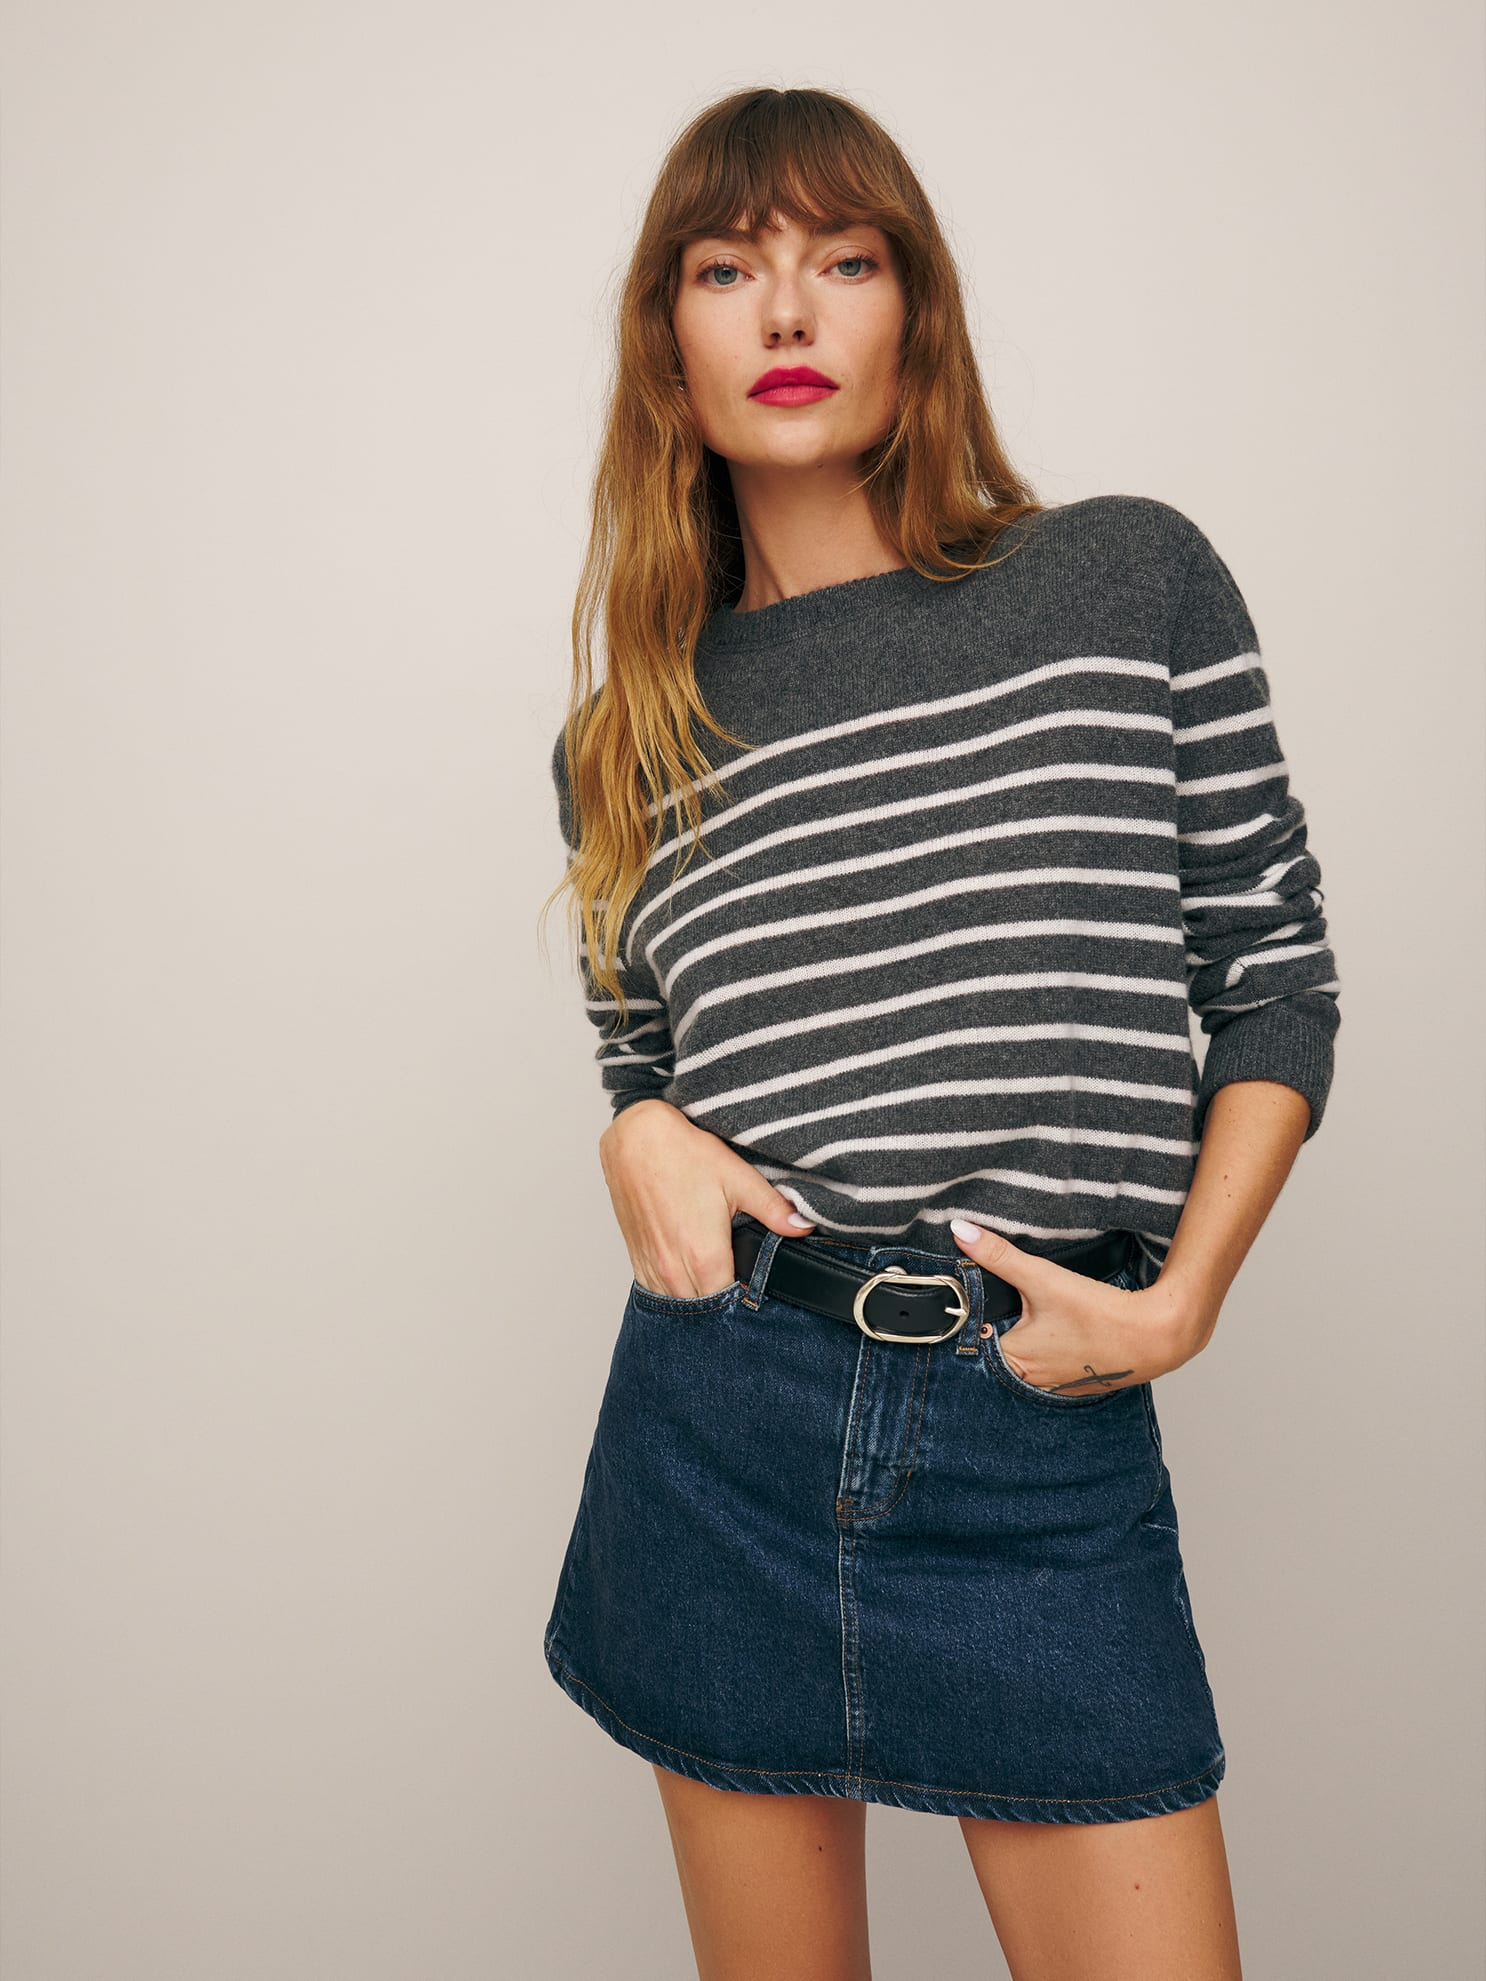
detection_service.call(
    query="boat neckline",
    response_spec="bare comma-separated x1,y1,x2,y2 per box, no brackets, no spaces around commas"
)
693,562,944,656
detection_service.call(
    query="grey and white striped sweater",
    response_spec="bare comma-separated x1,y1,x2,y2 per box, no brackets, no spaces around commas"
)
551,494,1341,1275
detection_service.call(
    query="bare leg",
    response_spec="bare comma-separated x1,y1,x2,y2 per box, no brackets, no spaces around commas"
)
959,1794,1241,1980
651,1764,872,1981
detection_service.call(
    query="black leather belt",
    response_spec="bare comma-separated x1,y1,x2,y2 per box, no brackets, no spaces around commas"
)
731,1218,1135,1345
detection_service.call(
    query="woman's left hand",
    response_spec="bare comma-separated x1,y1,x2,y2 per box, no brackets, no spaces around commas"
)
948,1218,1203,1393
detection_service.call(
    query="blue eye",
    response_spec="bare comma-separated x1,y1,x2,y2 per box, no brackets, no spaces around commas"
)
695,251,878,288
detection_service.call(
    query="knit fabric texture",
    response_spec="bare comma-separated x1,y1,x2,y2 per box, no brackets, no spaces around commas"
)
550,494,1342,1271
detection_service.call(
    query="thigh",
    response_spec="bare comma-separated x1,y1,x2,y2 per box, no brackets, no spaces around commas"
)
959,1795,1241,1981
652,1765,872,1981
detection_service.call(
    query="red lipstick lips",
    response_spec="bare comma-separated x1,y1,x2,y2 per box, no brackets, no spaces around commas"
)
748,365,839,406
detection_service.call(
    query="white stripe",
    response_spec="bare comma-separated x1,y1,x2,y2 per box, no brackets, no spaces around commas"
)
1173,705,1274,746
637,824,1179,971
688,1059,1194,1121
671,925,1186,1048
583,994,664,1014
675,977,1190,1081
1175,759,1288,798
1187,923,1310,971
594,1034,669,1057
1169,652,1259,692
1201,976,1341,1013
649,717,1172,870
1177,809,1283,847
1181,852,1311,908
748,1123,1196,1168
584,1008,669,1048
630,780,1176,954
765,1194,1161,1243
654,867,1181,992
754,1163,1193,1222
1227,937,1332,971
659,652,1173,812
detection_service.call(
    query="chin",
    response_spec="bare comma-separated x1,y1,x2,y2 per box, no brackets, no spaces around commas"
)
741,429,865,472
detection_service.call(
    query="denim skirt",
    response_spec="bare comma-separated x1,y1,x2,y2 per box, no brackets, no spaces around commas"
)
543,1216,1225,1824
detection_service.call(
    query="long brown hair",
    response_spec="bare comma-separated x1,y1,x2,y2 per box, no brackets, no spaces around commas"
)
544,85,1044,1019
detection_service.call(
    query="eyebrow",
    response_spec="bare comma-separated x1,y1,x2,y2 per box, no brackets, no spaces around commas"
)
691,218,861,247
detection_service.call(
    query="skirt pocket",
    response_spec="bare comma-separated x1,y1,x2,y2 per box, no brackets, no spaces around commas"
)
627,1277,743,1317
983,1262,1142,1409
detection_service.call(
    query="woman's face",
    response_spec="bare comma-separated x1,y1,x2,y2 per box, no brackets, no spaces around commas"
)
671,213,905,473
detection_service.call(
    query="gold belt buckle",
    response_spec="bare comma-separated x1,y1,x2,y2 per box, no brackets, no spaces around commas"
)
851,1267,969,1344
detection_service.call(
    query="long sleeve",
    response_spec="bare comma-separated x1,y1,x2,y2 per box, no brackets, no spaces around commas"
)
551,726,676,1116
1167,518,1342,1141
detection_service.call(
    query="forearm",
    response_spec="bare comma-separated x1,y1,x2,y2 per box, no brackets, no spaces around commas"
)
1151,1079,1312,1353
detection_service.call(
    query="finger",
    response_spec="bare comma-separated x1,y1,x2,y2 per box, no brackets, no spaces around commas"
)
732,1173,816,1234
949,1217,1035,1289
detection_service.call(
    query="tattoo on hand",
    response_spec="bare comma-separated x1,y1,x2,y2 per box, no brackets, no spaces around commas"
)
1046,1364,1135,1393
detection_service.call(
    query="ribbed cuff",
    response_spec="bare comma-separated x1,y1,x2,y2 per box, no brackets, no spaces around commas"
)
1194,994,1340,1142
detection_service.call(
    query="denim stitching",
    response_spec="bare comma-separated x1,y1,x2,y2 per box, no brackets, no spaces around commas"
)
628,1277,742,1317
840,1346,932,1520
834,1338,875,1517
548,1654,1224,1808
837,1520,863,1792
1140,1382,1164,1460
1137,1387,1168,1523
738,1225,784,1310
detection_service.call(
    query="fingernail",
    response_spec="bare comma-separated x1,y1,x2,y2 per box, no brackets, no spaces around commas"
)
786,1212,814,1228
950,1218,984,1243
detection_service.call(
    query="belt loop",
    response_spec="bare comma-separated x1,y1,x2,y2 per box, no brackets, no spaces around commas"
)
740,1227,785,1310
952,1256,982,1356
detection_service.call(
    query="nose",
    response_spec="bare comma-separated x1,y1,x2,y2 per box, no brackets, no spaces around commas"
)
762,274,811,347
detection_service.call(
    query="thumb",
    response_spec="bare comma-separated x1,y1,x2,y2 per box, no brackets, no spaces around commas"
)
949,1217,1038,1288
733,1174,816,1236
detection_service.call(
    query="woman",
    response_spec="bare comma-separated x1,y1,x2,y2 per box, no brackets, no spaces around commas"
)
541,85,1339,1981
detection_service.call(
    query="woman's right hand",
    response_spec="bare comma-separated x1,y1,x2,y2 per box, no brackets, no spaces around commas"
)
598,1099,816,1298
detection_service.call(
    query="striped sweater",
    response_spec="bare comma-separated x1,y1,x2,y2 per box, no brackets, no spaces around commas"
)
551,494,1341,1276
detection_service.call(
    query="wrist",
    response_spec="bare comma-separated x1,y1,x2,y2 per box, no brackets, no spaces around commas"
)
1140,1272,1221,1359
601,1097,666,1163
602,1097,675,1139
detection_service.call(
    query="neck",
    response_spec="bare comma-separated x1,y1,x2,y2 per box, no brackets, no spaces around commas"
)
727,459,906,612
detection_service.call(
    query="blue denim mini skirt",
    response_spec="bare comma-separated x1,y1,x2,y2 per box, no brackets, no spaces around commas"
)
544,1216,1225,1824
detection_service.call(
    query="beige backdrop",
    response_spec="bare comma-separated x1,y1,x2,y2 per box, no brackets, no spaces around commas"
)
3,3,1482,1976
